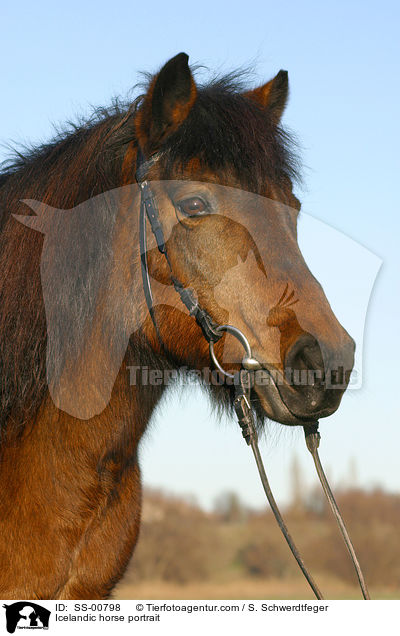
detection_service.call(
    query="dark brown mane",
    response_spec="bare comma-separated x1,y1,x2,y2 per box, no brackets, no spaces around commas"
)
160,75,300,192
0,72,300,195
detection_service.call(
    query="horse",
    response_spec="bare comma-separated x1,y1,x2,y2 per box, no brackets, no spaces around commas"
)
0,52,355,599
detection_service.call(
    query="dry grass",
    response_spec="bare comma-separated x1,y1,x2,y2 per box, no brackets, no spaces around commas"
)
112,487,400,600
114,577,399,600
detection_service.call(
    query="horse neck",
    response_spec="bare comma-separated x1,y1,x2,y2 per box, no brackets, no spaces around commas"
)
0,346,168,462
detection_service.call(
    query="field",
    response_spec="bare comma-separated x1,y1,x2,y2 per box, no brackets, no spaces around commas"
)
112,487,400,600
115,577,398,601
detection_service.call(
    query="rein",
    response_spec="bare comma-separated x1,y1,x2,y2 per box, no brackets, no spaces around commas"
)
135,148,370,601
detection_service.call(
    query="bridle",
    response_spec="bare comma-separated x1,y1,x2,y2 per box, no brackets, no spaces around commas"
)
136,148,370,601
137,147,222,345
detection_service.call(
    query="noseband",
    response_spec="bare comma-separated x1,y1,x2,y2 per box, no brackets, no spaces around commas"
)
135,148,370,600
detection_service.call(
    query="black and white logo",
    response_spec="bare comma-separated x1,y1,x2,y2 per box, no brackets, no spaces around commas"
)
3,602,50,633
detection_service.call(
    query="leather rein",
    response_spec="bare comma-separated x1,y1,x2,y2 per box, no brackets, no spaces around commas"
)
135,148,370,601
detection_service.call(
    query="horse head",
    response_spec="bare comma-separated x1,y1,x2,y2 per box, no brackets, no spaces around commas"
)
126,52,355,426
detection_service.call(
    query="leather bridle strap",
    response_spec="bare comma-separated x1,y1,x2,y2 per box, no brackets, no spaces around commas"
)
234,368,370,600
235,371,371,600
234,369,324,600
136,147,222,344
304,424,370,600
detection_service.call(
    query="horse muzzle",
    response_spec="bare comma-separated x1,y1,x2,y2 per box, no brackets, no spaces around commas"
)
253,331,355,425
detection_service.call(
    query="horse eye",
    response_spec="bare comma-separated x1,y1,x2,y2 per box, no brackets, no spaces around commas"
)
177,196,208,216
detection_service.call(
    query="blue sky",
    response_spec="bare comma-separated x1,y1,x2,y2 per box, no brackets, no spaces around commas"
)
1,0,399,508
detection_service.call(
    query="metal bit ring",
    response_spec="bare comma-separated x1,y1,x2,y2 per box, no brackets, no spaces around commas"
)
209,324,261,378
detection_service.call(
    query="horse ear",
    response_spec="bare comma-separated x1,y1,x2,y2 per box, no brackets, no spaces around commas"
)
136,52,197,152
244,70,289,124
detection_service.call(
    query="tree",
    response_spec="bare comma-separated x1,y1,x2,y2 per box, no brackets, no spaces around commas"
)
213,491,247,523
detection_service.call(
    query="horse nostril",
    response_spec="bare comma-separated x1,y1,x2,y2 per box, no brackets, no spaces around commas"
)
277,332,353,419
284,333,325,381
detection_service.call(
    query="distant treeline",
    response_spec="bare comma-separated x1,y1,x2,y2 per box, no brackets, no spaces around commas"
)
124,486,400,588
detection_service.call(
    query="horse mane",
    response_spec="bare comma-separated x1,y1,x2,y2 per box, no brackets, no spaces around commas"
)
160,72,301,192
0,69,300,434
0,70,300,195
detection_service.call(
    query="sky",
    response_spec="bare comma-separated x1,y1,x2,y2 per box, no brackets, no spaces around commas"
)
1,0,399,509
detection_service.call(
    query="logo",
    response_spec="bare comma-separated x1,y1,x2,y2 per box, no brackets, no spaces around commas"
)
14,186,381,419
3,603,50,633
